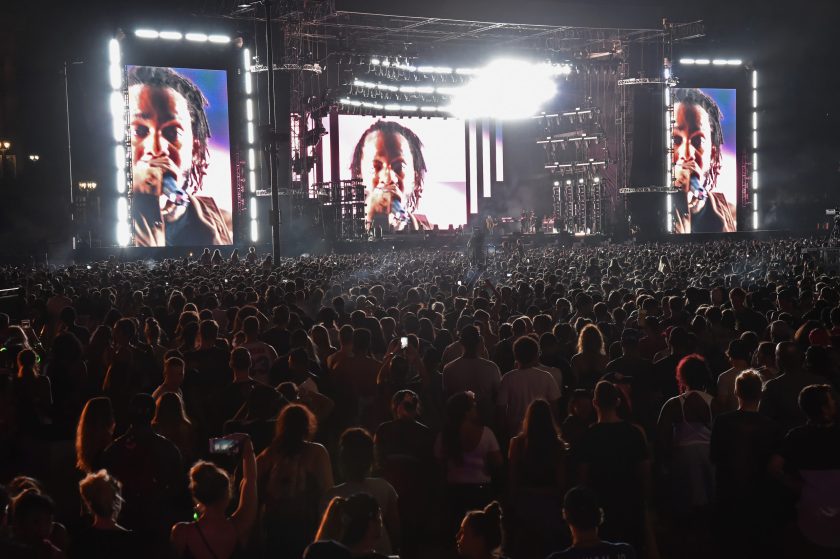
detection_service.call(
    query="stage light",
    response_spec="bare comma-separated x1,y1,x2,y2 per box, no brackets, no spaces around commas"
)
712,59,727,65
370,58,381,66
108,39,121,64
415,86,434,94
435,86,461,95
666,195,673,232
246,99,254,121
420,106,437,112
752,170,758,189
752,112,757,130
186,33,208,42
250,219,258,242
727,59,742,65
117,197,128,221
109,64,122,90
401,105,417,112
384,104,400,111
566,180,572,185
159,31,183,40
110,92,124,142
578,178,584,184
250,197,257,220
593,177,600,183
248,148,256,169
553,180,560,186
456,68,475,75
680,58,695,64
752,89,757,108
694,59,710,65
753,152,757,171
208,35,230,44
752,70,757,88
448,58,557,120
382,58,391,67
115,145,125,170
249,171,256,193
753,192,758,208
247,122,254,144
116,222,131,247
753,130,758,149
244,72,252,95
116,171,126,193
753,211,758,230
134,29,159,39
28,154,39,161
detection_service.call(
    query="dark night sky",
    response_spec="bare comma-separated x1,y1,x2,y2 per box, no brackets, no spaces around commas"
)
1,0,839,248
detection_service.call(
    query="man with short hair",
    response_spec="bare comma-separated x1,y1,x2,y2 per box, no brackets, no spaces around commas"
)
239,315,277,385
759,342,825,432
546,486,637,559
714,339,752,413
151,357,185,400
443,325,501,428
711,370,779,557
497,336,561,437
59,306,90,346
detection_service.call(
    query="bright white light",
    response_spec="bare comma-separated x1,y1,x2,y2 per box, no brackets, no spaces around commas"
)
666,195,673,232
208,35,230,44
694,59,710,65
108,39,121,65
116,221,131,247
435,86,461,96
665,87,671,106
420,106,437,112
752,70,757,88
247,122,254,144
248,148,256,169
349,100,361,106
250,219,259,242
370,58,381,65
244,72,252,95
593,177,600,183
381,59,391,67
110,92,124,141
753,211,758,230
250,197,257,220
565,180,572,185
456,68,476,75
134,29,159,39
712,59,727,65
115,145,125,170
752,112,757,130
117,197,128,221
680,58,695,64
159,31,183,40
448,58,557,120
753,130,758,149
727,59,742,65
185,33,208,42
402,105,417,112
249,171,256,193
752,89,757,108
109,64,122,90
246,99,254,121
753,152,757,170
752,170,758,188
116,171,126,193
243,48,251,69
553,180,560,186
384,104,400,111
664,67,671,79
578,178,584,184
753,192,758,208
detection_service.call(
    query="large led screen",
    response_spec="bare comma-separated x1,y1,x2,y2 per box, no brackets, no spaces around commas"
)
323,116,468,231
671,88,737,233
127,66,233,246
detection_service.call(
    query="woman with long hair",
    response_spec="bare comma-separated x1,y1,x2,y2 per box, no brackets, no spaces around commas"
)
456,501,506,559
570,324,608,390
152,393,196,465
309,324,336,368
75,397,115,474
84,326,114,393
171,434,257,559
257,404,334,559
435,392,503,536
508,400,568,558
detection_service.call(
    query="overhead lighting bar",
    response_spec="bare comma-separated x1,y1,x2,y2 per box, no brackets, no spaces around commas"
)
185,33,208,42
208,35,231,44
134,29,159,39
159,31,183,40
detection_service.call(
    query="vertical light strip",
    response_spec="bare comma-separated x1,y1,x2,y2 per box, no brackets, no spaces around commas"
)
468,120,478,214
753,69,759,229
109,38,130,247
664,61,673,233
482,119,491,197
495,121,504,182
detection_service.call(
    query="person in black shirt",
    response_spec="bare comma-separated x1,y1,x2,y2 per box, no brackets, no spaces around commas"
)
71,470,143,559
547,486,636,559
578,381,649,555
710,370,779,558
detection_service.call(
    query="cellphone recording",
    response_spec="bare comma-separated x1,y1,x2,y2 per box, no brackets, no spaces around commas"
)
209,436,240,456
400,337,408,349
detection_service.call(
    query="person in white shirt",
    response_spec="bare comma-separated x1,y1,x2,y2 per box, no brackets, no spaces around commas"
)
238,315,277,385
497,336,562,438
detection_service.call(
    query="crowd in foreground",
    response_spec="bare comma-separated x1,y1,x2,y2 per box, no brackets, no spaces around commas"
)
0,237,839,559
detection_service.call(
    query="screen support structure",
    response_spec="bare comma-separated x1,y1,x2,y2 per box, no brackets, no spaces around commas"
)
264,0,282,263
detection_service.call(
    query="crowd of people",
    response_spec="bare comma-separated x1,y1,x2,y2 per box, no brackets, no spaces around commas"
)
0,237,839,559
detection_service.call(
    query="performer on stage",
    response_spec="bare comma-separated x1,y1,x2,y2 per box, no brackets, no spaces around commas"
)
350,120,431,232
485,215,495,235
672,88,736,233
129,66,233,247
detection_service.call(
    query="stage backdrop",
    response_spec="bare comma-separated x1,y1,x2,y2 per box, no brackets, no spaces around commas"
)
127,65,233,247
671,87,737,234
323,116,467,230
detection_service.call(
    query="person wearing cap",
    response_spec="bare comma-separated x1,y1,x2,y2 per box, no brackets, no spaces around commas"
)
546,486,636,559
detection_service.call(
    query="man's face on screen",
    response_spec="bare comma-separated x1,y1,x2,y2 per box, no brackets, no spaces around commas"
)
673,102,715,183
129,84,196,188
360,129,416,199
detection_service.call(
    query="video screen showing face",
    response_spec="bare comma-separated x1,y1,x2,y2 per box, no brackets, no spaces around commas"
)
324,116,467,231
127,66,233,247
671,88,737,234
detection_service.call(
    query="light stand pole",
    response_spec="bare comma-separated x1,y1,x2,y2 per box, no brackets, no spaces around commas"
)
264,0,282,264
64,60,81,250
